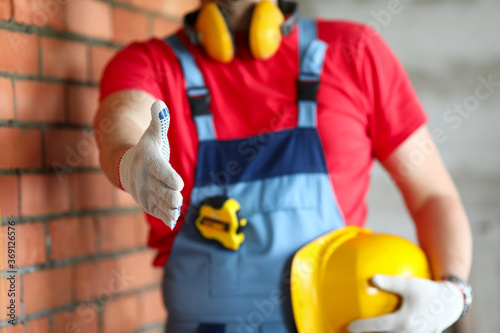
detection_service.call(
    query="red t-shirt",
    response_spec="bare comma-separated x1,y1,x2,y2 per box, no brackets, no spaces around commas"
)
100,19,428,267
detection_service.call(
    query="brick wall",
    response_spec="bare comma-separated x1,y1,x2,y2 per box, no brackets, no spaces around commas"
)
0,1,199,332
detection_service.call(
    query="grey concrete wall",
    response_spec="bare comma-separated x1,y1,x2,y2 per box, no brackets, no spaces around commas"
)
297,0,500,331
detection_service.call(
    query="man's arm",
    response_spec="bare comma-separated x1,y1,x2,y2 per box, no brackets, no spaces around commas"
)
93,89,183,228
348,126,472,333
380,125,472,280
93,89,156,188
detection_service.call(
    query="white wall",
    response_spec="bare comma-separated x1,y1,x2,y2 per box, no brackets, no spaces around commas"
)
297,0,500,331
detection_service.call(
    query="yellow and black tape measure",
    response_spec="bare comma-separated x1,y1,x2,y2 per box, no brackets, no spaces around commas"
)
195,196,247,251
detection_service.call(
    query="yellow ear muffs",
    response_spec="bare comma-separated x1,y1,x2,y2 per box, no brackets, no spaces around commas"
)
195,2,235,63
249,0,285,60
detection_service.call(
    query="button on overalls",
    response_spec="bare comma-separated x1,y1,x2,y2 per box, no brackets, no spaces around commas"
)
163,18,345,333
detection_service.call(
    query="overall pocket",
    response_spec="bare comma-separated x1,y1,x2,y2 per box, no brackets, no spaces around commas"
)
208,173,337,298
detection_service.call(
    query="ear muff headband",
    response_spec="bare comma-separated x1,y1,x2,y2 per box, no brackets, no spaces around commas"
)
184,1,299,63
279,1,299,35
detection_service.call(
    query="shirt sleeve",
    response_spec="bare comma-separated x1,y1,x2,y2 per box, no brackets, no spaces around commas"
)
355,26,428,161
99,40,164,102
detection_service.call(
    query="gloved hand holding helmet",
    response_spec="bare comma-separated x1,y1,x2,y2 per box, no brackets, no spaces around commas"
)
347,274,464,333
118,100,184,229
291,227,470,333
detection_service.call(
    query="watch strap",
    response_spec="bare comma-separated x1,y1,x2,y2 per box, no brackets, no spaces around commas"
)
442,275,473,317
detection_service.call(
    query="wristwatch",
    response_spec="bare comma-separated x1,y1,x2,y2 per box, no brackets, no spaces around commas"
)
442,275,473,316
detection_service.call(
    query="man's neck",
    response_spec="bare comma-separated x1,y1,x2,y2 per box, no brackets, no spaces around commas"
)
220,0,278,31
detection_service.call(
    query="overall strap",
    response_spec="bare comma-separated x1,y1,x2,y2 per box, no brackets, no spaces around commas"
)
297,18,328,128
165,34,216,141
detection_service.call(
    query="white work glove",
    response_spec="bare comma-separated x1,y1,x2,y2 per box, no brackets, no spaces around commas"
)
348,275,464,333
119,100,184,229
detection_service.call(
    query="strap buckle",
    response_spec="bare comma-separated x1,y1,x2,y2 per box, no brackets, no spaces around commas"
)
188,87,211,117
297,74,320,102
198,323,225,333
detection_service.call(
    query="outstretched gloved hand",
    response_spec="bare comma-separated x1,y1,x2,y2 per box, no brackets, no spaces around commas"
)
119,100,184,229
348,275,464,333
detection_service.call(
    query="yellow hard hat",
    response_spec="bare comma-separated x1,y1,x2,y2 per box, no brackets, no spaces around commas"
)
290,226,431,333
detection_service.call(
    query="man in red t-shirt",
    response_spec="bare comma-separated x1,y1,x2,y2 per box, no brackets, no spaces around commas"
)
94,0,472,332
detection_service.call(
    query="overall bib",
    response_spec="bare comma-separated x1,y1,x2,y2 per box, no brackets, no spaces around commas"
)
163,18,345,333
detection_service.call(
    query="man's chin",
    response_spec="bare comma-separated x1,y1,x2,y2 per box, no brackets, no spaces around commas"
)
214,0,250,8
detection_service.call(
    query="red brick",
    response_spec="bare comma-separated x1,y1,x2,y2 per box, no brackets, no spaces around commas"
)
0,175,19,216
103,295,139,333
113,186,139,207
75,257,156,303
23,266,72,314
0,0,12,20
27,316,50,333
112,7,149,44
74,261,95,301
152,17,180,38
162,0,199,17
0,77,14,120
132,211,149,246
41,37,87,81
116,251,159,291
53,305,98,333
68,86,99,125
4,222,47,267
20,174,70,216
1,226,11,271
74,260,104,301
2,276,21,322
15,80,65,123
0,30,39,75
45,128,100,169
71,172,113,210
98,213,137,252
14,0,66,30
76,254,152,300
66,0,112,40
75,258,133,301
49,216,95,260
5,323,24,333
90,45,116,83
0,127,42,168
74,305,99,331
130,0,161,12
139,288,166,326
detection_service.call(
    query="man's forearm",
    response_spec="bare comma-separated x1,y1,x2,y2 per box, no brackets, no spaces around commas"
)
95,116,138,188
362,126,472,332
381,127,473,282
412,194,472,281
93,90,156,188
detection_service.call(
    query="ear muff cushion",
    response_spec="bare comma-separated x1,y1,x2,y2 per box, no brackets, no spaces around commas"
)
196,2,235,63
249,0,285,60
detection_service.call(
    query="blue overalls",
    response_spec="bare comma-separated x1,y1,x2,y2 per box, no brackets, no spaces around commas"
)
163,18,344,333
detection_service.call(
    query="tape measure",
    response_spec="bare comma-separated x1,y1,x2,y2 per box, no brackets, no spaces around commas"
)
195,196,247,251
